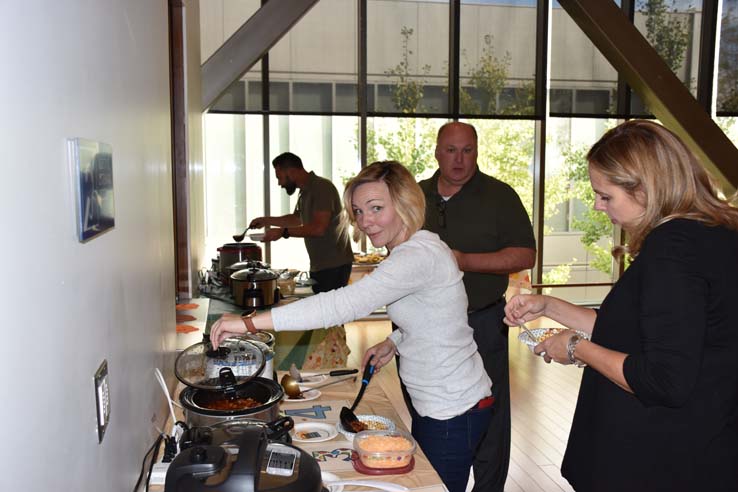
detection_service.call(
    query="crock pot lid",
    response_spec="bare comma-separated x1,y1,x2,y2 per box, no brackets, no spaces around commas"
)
219,242,259,250
175,337,266,390
243,331,275,346
230,268,278,281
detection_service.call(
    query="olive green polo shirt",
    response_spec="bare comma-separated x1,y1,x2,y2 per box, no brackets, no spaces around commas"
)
419,168,535,310
295,172,353,272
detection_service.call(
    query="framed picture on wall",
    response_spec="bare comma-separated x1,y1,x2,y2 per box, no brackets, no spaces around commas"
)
68,138,115,242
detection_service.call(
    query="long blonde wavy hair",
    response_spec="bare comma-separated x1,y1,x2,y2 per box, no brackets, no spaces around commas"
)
587,119,738,257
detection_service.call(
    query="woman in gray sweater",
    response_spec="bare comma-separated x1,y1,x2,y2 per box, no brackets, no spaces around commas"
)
211,161,492,492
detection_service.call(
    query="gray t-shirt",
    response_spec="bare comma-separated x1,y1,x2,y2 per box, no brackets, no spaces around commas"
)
271,230,492,420
295,172,353,272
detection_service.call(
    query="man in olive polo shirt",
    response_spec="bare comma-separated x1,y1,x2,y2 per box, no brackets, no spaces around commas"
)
419,122,536,492
250,152,353,293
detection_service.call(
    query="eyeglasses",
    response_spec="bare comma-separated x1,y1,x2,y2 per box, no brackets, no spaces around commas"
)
437,199,447,228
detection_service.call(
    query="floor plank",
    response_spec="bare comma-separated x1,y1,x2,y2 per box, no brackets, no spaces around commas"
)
343,320,581,492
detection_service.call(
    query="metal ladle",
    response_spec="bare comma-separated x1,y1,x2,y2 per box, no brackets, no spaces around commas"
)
280,373,358,399
232,226,251,243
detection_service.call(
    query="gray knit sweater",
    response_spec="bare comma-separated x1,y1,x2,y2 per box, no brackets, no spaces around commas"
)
271,230,492,419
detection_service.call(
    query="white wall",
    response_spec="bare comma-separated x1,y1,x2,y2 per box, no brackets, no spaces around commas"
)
0,1,176,490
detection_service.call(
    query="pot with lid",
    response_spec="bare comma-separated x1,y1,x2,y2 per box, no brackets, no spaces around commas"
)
217,243,263,280
230,267,280,308
175,337,283,427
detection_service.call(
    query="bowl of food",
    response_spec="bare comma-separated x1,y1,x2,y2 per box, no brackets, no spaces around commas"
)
336,414,395,441
353,429,416,469
518,327,590,349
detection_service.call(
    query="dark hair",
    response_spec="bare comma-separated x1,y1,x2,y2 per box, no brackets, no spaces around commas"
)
272,152,304,170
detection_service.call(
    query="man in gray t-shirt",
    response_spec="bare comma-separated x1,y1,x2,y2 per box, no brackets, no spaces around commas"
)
249,152,353,293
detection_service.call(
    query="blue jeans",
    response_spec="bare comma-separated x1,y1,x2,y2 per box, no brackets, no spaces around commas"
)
411,402,492,492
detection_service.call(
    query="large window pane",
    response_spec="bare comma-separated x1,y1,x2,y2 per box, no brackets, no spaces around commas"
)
631,0,702,115
544,118,617,305
460,1,537,116
718,0,738,114
368,0,449,114
550,3,618,116
203,114,265,263
267,115,361,271
270,0,358,113
201,0,262,112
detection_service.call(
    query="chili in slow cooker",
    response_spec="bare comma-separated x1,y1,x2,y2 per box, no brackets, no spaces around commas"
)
202,396,261,411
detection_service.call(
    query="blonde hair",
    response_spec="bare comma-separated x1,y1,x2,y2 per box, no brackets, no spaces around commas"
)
343,161,426,243
587,119,738,257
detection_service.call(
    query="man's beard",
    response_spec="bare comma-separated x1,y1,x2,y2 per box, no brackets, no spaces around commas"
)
283,180,297,195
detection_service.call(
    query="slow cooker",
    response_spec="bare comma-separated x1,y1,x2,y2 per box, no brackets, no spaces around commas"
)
165,425,322,492
175,337,284,427
217,243,262,278
230,267,280,308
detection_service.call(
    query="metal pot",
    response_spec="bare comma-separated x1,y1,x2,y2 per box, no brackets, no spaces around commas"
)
217,243,262,277
230,267,280,308
175,337,283,427
179,377,283,428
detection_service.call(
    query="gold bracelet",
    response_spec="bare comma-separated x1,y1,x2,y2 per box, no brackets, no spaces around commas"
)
241,315,257,334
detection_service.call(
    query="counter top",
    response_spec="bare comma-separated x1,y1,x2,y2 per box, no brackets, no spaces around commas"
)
150,373,445,492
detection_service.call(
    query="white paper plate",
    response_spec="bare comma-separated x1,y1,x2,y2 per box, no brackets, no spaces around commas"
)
291,422,338,443
283,388,321,402
517,328,590,348
321,472,344,492
336,414,395,441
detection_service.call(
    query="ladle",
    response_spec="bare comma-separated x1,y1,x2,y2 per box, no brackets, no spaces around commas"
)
232,226,251,242
339,356,375,432
280,373,357,399
288,363,358,382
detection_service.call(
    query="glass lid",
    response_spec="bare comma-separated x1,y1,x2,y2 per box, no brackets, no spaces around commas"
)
174,337,266,390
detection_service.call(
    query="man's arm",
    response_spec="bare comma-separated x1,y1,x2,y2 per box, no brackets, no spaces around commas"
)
279,210,331,238
250,213,301,229
453,246,536,274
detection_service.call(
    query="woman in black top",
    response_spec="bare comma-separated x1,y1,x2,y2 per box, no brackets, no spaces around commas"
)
504,120,738,491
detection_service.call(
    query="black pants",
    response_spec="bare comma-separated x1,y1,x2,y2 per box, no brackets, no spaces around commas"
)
469,301,510,492
310,263,352,293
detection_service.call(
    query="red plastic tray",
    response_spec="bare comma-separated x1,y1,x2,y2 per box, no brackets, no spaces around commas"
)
351,451,415,475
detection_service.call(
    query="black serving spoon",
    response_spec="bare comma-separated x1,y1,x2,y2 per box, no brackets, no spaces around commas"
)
339,356,375,433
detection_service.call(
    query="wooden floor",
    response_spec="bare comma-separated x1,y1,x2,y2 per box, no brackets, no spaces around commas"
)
344,320,581,492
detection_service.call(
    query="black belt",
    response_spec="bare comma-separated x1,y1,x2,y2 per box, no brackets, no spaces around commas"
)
468,296,505,314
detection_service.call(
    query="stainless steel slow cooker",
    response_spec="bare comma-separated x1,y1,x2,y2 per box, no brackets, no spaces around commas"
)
217,243,262,278
174,337,284,427
230,267,280,308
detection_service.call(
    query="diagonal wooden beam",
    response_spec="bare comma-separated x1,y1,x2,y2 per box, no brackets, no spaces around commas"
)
558,0,738,193
201,0,320,111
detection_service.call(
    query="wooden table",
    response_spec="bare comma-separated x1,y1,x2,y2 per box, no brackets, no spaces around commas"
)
279,371,446,492
151,371,446,492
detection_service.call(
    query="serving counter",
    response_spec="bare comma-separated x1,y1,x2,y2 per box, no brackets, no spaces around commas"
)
151,371,446,492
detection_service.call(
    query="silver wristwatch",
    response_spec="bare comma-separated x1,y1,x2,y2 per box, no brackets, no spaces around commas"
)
566,333,586,368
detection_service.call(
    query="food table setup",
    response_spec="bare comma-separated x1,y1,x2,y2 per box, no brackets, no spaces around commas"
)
150,345,447,492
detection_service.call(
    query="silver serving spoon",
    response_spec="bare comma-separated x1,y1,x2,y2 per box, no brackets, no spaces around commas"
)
232,226,251,242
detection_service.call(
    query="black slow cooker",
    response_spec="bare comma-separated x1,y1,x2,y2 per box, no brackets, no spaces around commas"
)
175,337,284,427
165,425,322,492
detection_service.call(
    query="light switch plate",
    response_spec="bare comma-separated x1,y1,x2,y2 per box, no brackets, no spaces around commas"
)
94,359,110,443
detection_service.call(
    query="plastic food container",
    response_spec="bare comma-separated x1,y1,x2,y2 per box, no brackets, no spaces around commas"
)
353,429,417,469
